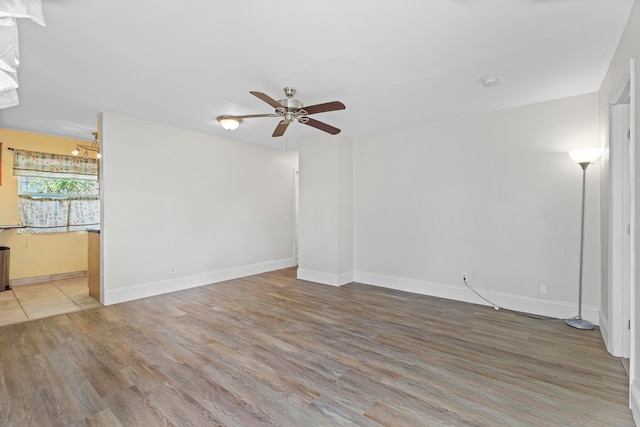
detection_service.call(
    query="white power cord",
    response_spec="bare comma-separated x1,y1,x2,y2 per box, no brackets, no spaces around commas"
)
463,276,557,321
463,276,501,310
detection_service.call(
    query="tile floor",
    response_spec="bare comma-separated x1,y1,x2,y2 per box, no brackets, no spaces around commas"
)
0,276,101,327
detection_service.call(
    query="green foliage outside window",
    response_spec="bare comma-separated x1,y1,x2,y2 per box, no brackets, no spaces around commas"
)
22,178,98,195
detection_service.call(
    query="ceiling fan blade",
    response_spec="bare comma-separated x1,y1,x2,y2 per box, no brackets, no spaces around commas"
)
229,113,278,119
302,101,346,115
272,120,290,137
303,118,341,135
250,91,283,109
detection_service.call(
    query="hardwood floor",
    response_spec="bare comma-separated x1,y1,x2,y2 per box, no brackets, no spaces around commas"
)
0,268,633,426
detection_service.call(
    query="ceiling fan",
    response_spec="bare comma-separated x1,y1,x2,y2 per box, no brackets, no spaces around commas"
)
217,87,346,137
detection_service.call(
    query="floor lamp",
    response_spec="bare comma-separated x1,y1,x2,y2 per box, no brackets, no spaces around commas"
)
566,148,603,330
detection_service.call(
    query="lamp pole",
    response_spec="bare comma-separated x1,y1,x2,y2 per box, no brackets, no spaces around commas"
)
566,162,593,329
566,148,602,330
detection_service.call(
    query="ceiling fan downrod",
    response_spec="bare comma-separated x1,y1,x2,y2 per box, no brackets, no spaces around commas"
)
283,87,296,98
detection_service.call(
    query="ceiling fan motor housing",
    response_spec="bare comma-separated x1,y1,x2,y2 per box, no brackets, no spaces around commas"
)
278,97,304,110
277,88,306,123
278,86,304,113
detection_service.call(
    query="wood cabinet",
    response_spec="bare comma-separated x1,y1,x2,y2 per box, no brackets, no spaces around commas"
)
88,230,100,301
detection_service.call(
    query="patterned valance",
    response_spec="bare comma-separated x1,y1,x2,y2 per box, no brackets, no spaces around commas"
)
13,149,98,180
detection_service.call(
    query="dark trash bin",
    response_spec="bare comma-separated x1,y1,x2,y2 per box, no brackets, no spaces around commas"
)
0,246,10,292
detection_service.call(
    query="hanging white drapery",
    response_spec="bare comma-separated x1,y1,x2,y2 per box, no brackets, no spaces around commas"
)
0,0,45,108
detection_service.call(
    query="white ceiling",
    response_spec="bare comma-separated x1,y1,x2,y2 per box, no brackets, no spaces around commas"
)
0,0,635,150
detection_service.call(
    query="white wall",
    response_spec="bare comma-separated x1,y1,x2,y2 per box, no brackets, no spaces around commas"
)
297,134,354,285
598,0,640,421
353,93,602,322
100,113,298,304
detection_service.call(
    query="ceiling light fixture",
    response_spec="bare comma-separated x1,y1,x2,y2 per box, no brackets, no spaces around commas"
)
217,116,242,130
72,132,101,158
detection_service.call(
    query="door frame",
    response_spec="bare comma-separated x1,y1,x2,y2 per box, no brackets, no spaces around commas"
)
608,59,635,363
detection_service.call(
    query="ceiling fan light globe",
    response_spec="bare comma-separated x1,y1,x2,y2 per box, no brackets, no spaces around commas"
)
218,116,241,130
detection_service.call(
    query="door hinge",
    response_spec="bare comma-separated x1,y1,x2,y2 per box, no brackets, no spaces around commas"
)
629,319,631,330
628,224,631,235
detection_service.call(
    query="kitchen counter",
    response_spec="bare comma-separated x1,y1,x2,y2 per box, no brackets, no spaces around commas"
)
0,225,25,233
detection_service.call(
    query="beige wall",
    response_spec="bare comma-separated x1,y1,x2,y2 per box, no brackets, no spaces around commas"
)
0,128,89,280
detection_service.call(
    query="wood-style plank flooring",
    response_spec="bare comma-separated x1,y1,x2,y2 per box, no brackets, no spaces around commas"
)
0,268,633,426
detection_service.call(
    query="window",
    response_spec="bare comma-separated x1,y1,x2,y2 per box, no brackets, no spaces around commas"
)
13,149,100,234
19,176,99,196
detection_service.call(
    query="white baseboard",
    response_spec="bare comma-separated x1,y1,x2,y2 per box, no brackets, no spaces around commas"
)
104,258,297,305
631,380,640,425
297,268,354,287
353,270,600,325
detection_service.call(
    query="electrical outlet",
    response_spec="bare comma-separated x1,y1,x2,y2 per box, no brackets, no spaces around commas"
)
169,266,176,275
539,284,548,295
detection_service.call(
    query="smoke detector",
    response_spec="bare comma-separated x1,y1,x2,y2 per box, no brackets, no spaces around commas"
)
480,75,501,87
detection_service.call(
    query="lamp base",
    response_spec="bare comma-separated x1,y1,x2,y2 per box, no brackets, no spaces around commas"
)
565,316,595,330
